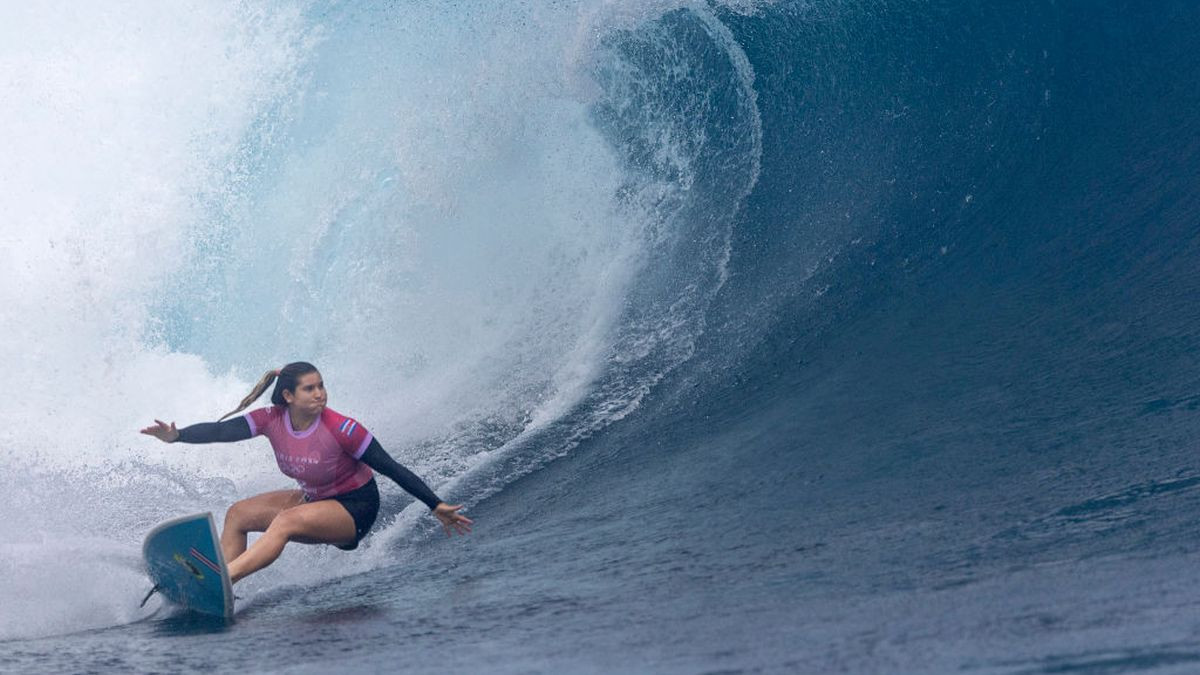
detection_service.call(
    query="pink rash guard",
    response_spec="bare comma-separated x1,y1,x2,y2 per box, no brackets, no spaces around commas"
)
244,405,374,499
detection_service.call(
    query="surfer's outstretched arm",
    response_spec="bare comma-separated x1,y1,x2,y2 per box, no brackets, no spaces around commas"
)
140,417,253,444
360,439,473,536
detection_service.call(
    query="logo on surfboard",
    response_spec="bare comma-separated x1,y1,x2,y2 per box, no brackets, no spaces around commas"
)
173,548,222,581
174,552,205,580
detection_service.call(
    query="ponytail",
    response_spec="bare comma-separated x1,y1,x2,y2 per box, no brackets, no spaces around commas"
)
218,361,320,421
218,369,280,421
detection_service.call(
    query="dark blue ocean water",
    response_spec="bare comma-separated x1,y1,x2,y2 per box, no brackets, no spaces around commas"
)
4,1,1200,672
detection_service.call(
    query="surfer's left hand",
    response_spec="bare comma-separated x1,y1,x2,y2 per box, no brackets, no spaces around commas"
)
433,503,473,536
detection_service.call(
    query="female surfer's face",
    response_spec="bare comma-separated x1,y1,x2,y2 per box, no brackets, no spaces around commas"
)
283,372,326,416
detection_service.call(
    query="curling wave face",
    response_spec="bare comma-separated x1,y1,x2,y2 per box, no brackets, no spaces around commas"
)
0,0,761,640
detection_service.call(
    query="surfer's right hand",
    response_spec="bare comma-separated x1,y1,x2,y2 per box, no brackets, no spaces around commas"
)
140,419,180,443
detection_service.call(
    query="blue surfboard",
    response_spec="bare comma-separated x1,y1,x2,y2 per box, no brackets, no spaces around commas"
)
143,512,234,620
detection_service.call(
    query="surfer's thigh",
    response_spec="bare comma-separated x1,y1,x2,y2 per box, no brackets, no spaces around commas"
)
271,500,357,546
226,489,306,533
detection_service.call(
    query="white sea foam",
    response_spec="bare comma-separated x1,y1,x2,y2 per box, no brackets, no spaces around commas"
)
0,0,760,638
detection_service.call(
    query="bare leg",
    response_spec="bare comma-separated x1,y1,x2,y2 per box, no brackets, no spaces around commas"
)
226,499,357,584
220,489,304,565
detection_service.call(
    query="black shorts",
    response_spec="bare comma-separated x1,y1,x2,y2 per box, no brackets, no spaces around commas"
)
305,478,380,551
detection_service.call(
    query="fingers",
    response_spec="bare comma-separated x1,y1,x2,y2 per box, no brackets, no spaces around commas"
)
435,507,473,536
438,517,470,537
139,420,177,441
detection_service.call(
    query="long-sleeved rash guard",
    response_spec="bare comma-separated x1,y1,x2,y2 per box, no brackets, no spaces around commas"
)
175,408,442,509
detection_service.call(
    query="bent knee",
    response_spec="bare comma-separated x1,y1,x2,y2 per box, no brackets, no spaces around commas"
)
225,498,276,532
266,508,307,539
224,499,254,527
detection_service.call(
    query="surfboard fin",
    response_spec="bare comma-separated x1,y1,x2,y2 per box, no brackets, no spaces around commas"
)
139,584,160,608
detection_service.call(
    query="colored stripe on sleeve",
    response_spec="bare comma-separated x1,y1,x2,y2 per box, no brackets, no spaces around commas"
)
353,432,374,460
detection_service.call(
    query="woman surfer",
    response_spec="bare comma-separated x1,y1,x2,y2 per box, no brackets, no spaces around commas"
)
140,361,472,584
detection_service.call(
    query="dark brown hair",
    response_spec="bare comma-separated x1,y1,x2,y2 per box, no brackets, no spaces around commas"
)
218,361,319,421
